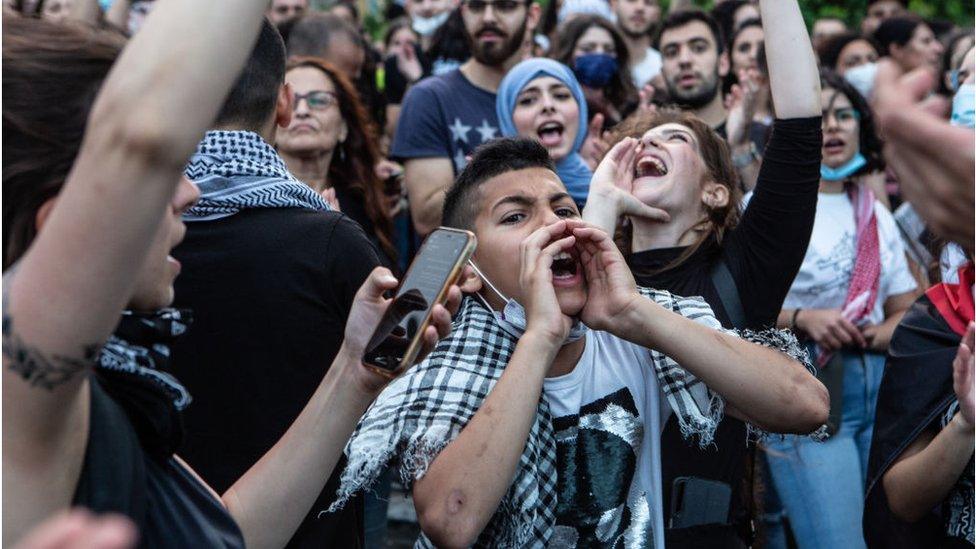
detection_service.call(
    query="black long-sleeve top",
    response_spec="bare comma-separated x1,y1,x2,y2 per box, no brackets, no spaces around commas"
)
629,117,822,547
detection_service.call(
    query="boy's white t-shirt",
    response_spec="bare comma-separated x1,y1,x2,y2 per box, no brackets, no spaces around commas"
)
543,329,676,549
783,193,917,325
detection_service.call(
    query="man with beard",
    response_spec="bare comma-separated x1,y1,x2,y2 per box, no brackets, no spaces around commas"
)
656,9,763,180
392,0,541,236
610,0,663,88
657,10,728,130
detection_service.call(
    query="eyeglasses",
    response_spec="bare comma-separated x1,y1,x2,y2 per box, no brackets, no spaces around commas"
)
462,0,524,14
822,107,860,127
293,91,338,111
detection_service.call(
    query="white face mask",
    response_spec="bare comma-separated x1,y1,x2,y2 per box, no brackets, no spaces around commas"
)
411,11,450,36
468,260,588,345
843,62,878,101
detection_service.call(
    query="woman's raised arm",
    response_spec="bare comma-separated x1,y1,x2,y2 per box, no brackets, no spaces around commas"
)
3,0,270,540
759,0,820,118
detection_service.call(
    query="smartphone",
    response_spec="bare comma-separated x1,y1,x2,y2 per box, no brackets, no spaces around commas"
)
362,227,476,377
669,477,732,529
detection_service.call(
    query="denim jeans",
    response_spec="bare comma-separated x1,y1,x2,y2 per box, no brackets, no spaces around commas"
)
363,467,392,549
765,349,886,549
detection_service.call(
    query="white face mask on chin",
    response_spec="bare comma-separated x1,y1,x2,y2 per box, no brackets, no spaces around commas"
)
468,260,588,345
412,11,450,36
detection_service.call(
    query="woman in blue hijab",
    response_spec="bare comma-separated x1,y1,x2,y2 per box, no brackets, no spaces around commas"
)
496,58,593,206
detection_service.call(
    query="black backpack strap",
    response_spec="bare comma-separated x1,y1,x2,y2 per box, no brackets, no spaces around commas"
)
709,260,747,329
709,259,757,545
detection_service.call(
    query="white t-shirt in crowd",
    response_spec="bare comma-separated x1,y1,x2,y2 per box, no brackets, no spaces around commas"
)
630,47,663,88
543,297,729,549
783,192,917,325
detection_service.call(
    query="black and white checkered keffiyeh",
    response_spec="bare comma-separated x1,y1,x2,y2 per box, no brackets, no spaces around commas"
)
330,289,815,547
182,130,331,221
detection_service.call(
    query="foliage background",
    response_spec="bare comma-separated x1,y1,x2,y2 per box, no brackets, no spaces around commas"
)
354,0,974,43
664,0,974,28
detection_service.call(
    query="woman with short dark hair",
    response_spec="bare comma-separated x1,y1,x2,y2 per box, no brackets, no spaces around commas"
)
875,15,945,72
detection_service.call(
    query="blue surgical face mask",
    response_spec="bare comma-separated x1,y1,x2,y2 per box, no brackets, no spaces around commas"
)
469,261,588,345
821,152,867,181
951,83,975,128
573,53,619,89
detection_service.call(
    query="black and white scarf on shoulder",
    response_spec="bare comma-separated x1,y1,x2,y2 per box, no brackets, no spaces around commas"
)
96,309,193,459
328,288,819,548
182,130,331,221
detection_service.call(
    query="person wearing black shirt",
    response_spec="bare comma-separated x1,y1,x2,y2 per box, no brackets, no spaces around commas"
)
584,1,821,546
3,9,459,549
169,18,380,549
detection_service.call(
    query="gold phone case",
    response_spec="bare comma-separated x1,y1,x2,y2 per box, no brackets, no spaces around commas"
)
363,227,476,378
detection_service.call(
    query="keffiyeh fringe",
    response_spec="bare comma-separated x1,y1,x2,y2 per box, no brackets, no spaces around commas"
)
737,327,830,443
330,291,823,546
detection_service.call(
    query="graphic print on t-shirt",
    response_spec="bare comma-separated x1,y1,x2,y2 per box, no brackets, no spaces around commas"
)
448,117,499,171
803,232,856,297
552,387,652,548
391,70,500,175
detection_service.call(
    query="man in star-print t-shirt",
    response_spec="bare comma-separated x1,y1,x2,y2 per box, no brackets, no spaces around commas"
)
391,68,501,234
390,0,540,236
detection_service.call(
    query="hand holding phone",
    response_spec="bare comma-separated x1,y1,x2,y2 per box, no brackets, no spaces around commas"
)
362,228,476,377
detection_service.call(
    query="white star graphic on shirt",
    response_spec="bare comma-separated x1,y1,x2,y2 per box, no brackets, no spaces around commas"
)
449,118,472,144
475,119,498,142
453,149,469,171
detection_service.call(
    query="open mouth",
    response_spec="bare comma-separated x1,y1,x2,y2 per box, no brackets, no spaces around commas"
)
634,154,669,179
537,121,565,147
551,251,580,280
823,137,846,155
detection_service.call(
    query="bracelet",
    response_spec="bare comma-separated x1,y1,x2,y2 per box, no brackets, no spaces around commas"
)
790,308,802,331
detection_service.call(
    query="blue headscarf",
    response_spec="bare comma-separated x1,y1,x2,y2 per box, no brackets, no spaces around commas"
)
496,58,593,207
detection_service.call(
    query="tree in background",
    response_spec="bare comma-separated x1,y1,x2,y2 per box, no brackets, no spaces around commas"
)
658,0,973,29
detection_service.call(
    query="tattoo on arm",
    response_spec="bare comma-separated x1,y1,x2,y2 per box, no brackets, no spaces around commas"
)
2,310,100,391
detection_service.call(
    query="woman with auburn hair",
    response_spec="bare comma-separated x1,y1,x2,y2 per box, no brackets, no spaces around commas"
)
277,56,397,268
582,1,824,546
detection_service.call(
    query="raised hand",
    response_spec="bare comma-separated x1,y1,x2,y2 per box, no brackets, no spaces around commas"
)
395,44,423,84
638,83,658,116
12,510,136,549
519,221,576,345
579,113,609,171
724,68,761,147
570,221,640,334
583,137,670,233
872,59,975,248
953,323,975,430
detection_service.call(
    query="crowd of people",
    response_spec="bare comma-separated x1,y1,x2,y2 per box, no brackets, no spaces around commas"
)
1,0,973,548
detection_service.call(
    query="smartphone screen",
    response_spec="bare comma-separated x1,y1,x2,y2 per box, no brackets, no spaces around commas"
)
363,228,475,374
